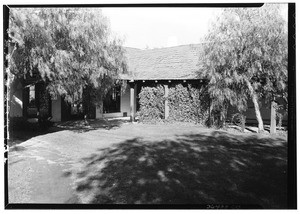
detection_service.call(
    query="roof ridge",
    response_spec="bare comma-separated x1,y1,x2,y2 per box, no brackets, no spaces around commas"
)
124,43,203,51
123,46,142,51
148,43,201,50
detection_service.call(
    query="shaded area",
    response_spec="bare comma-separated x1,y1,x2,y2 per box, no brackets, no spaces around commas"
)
73,131,287,208
9,145,27,152
56,118,127,133
8,126,62,147
8,118,128,146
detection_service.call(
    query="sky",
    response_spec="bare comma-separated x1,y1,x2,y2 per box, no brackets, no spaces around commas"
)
101,7,222,49
102,4,288,50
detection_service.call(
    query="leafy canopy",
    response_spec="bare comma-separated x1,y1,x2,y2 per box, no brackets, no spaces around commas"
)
8,8,127,104
200,4,288,112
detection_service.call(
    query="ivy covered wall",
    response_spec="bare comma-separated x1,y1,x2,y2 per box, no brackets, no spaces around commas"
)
137,85,165,122
137,82,209,124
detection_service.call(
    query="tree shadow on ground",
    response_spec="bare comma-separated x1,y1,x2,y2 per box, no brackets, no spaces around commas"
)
56,119,127,133
72,130,287,208
8,126,63,147
8,119,128,146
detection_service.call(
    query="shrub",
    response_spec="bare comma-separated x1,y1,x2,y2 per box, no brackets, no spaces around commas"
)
168,84,209,124
137,83,209,124
231,113,246,132
137,85,165,122
168,84,190,122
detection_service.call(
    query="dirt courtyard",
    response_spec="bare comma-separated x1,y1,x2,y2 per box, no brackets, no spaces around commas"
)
7,121,287,208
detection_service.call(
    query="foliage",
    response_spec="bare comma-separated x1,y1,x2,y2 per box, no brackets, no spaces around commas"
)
137,84,209,124
199,4,288,130
7,8,127,110
231,113,246,132
168,84,209,124
137,85,165,123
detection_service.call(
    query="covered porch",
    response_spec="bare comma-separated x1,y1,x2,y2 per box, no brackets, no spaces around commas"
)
96,79,205,122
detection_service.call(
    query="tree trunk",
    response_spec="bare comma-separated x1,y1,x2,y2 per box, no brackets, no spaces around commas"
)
270,101,277,134
240,114,246,133
245,79,264,132
98,100,104,119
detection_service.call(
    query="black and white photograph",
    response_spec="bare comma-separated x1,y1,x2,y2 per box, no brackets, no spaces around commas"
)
3,2,296,209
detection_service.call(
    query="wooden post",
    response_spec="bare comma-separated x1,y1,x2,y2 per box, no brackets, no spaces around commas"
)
164,84,169,119
270,101,277,134
130,81,135,122
134,83,137,115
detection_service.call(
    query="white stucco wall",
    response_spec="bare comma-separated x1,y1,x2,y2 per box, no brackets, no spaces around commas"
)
95,104,102,119
9,81,23,117
121,84,131,116
51,96,61,122
228,99,287,125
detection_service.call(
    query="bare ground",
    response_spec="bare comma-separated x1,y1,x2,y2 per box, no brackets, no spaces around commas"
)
7,120,287,208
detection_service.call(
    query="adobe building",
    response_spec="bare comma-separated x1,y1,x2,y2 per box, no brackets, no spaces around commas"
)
8,44,287,125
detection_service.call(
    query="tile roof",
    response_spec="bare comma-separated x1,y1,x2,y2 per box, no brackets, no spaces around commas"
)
120,44,202,80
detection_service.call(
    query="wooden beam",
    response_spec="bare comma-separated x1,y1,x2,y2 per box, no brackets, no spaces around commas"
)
164,84,169,120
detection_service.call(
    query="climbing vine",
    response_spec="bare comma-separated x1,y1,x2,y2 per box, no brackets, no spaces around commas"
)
137,83,209,124
168,84,209,124
137,85,165,123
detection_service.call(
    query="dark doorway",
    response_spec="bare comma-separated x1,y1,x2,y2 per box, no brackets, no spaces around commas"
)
25,82,52,119
103,86,121,113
